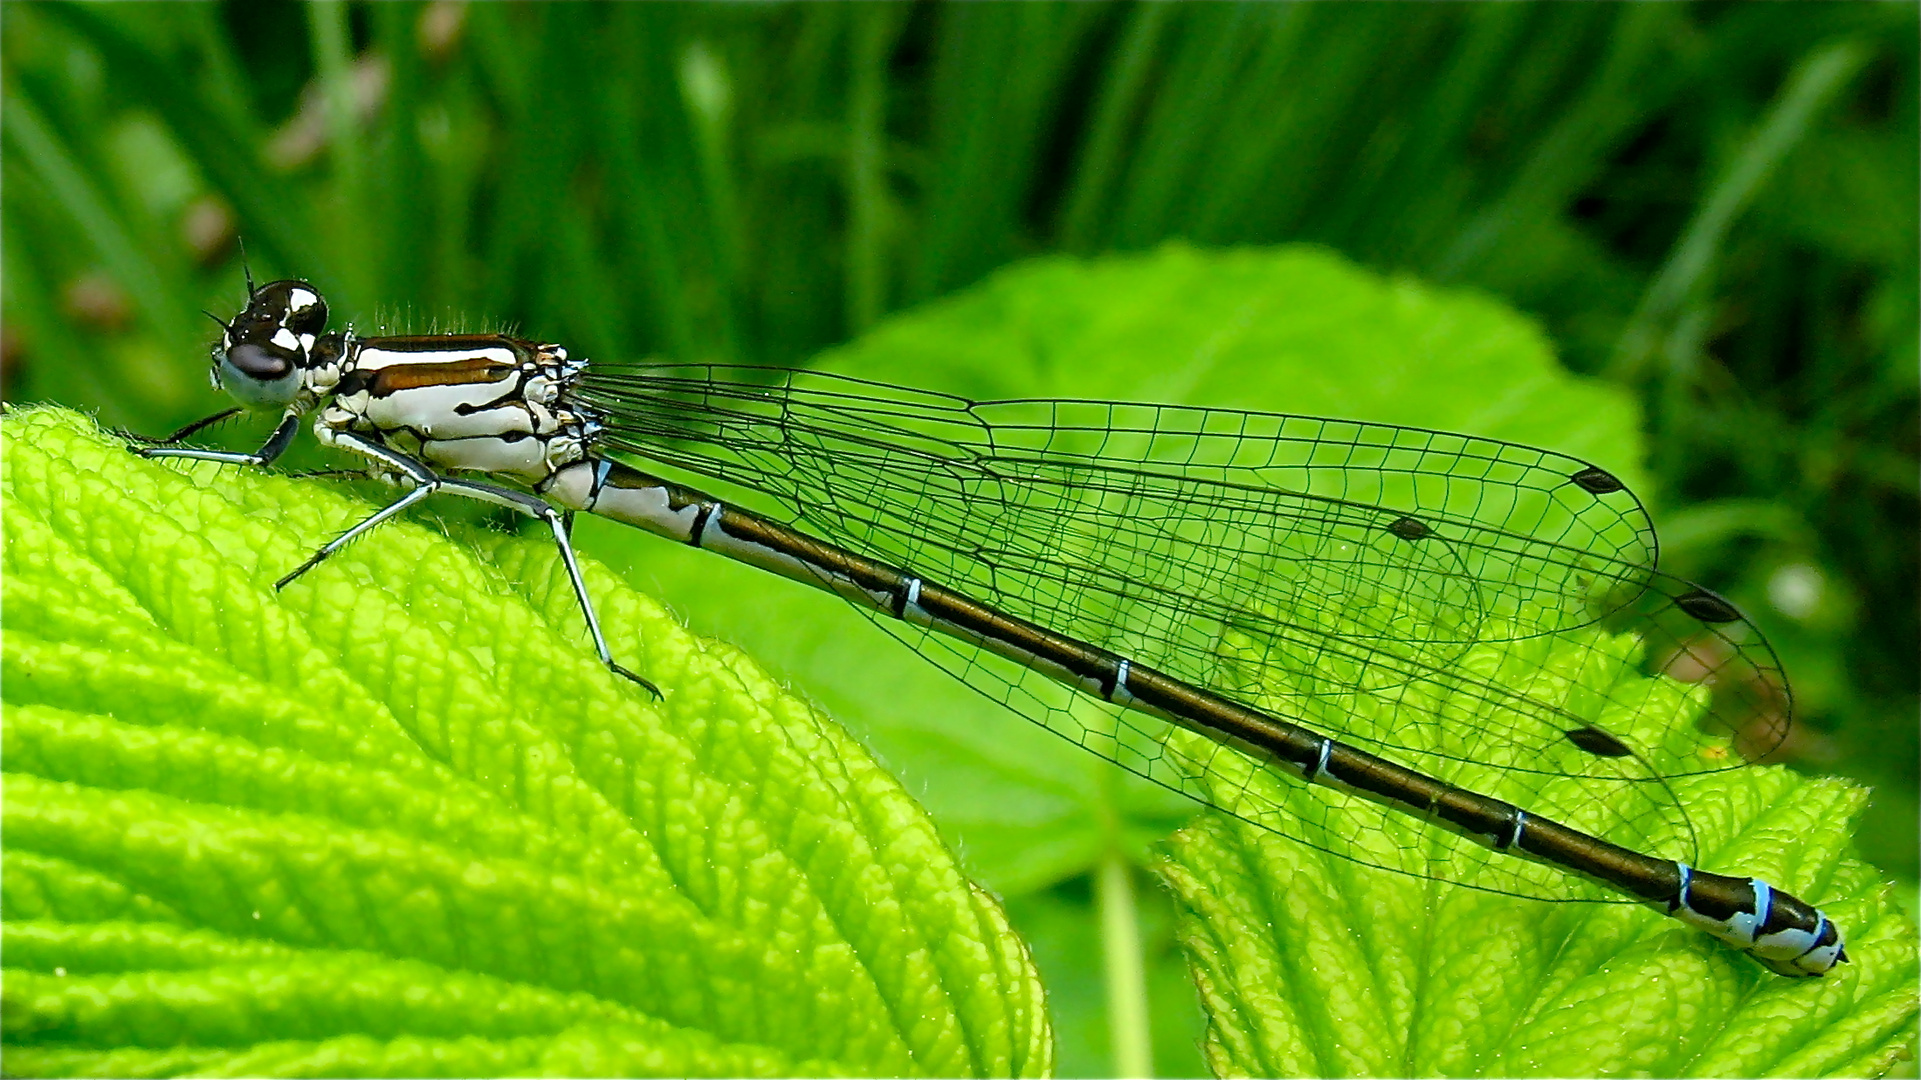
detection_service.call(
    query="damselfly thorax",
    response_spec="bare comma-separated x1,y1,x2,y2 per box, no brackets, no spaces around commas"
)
133,276,1847,977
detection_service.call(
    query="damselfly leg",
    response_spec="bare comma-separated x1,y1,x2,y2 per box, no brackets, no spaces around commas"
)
135,409,304,468
120,406,245,448
138,410,662,698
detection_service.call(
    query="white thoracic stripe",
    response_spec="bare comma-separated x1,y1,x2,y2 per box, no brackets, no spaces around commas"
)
359,380,524,429
352,343,523,371
426,435,551,477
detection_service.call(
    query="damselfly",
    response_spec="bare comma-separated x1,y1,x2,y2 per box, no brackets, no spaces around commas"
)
132,276,1846,976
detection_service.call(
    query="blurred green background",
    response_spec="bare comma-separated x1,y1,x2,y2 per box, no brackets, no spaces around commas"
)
4,3,1915,1076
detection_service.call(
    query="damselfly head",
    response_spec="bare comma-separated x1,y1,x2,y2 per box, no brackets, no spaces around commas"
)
210,279,330,408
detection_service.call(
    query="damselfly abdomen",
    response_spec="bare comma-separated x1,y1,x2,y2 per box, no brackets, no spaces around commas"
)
133,276,1847,976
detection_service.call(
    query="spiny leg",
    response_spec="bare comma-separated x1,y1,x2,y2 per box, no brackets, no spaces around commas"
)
278,432,661,698
445,474,664,691
286,468,381,481
133,408,304,468
120,406,244,447
273,434,441,589
435,474,664,699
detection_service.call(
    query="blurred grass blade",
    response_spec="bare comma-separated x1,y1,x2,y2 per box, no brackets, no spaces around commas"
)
1438,3,1680,279
2,87,192,349
1610,40,1871,382
845,4,906,332
1056,0,1172,253
36,1,327,285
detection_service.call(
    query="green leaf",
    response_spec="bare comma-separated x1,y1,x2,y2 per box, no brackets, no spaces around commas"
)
1,405,1051,1078
1161,703,1917,1077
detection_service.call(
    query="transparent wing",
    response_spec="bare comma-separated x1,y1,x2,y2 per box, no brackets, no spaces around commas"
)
575,364,1792,900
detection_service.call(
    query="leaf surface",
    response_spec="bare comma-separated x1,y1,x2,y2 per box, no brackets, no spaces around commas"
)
1160,692,1915,1079
2,405,1051,1079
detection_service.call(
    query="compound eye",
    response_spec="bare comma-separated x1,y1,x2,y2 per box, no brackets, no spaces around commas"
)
226,341,295,381
283,288,328,336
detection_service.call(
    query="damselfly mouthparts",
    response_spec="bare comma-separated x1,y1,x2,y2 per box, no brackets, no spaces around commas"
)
133,276,1846,976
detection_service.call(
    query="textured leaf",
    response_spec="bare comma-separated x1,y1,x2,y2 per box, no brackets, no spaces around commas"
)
1,405,1051,1078
1161,710,1916,1078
